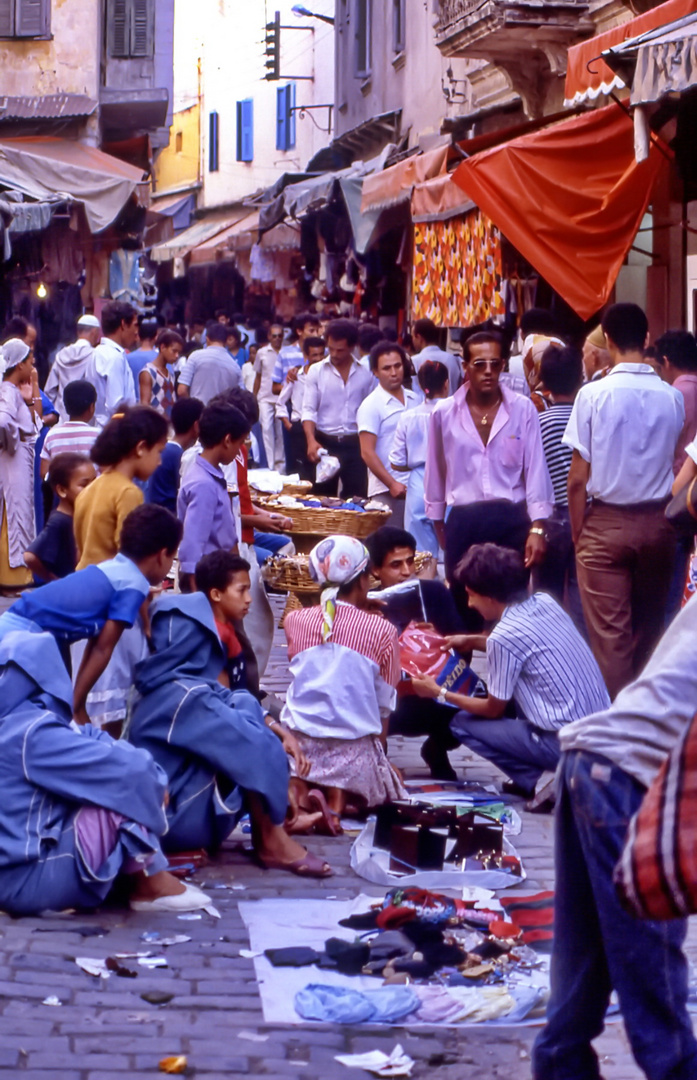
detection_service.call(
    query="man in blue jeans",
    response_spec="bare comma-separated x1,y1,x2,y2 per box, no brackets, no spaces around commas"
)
533,594,697,1080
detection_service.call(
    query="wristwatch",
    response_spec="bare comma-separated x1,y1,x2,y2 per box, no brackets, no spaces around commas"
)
529,526,546,538
437,687,449,705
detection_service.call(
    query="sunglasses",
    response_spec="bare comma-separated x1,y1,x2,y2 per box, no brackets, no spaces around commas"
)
470,359,503,371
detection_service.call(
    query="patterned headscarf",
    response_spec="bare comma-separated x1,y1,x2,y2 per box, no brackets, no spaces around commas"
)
309,535,370,643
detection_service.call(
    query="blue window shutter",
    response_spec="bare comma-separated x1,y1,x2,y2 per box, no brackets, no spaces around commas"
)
276,86,287,152
288,83,296,149
237,99,253,162
209,111,219,172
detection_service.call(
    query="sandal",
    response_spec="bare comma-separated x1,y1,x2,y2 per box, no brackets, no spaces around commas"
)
257,849,333,878
307,789,343,837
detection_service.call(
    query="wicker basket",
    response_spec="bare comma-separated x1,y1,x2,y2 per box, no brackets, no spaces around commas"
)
251,479,313,498
263,555,319,593
256,496,391,539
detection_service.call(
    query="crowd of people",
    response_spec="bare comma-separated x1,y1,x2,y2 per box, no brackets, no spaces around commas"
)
0,296,696,1078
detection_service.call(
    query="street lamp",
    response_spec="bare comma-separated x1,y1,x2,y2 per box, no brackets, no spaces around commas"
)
291,4,335,25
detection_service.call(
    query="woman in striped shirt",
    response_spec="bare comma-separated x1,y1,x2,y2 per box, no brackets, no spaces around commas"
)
281,535,405,829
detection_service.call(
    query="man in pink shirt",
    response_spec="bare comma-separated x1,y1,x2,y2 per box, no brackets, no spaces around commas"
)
424,331,553,627
654,330,697,475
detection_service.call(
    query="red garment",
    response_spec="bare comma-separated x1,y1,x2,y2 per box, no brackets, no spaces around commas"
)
215,618,243,660
236,445,254,545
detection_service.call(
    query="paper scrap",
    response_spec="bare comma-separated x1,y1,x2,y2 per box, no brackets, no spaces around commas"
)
239,949,263,959
138,956,168,969
335,1045,415,1077
231,885,246,891
237,1030,269,1042
177,913,202,921
76,957,110,979
42,995,62,1006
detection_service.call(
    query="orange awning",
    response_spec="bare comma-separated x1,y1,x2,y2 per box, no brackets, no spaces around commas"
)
564,0,697,105
411,172,474,222
361,145,449,214
451,103,667,320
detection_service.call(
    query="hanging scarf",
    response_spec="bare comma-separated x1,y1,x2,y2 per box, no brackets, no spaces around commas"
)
308,535,370,643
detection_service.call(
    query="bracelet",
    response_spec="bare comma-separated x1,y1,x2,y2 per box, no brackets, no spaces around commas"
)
437,687,449,705
529,526,546,538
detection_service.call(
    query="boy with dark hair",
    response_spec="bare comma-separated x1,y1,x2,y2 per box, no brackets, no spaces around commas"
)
411,542,609,802
25,453,96,582
177,323,242,404
147,397,204,514
40,379,98,477
177,402,251,590
0,504,182,724
86,301,139,426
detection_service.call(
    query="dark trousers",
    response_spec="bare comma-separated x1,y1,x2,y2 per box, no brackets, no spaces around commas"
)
286,421,314,482
575,501,675,699
389,696,459,756
314,431,367,498
533,751,697,1080
445,500,530,629
534,505,587,638
450,713,560,795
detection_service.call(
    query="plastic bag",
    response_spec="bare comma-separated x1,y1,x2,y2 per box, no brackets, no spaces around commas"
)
316,448,341,485
399,622,485,705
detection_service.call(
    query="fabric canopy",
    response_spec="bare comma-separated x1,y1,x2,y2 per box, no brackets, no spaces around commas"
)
150,211,245,263
188,211,259,265
412,172,475,223
564,0,697,105
451,104,667,320
603,11,697,104
0,137,146,233
360,145,450,214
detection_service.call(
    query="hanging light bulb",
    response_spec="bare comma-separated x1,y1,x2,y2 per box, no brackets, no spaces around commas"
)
37,283,47,299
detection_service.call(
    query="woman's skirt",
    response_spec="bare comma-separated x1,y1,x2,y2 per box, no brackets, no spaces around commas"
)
289,732,407,807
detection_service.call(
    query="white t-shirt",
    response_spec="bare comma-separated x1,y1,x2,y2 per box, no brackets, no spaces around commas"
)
357,384,419,496
254,345,280,404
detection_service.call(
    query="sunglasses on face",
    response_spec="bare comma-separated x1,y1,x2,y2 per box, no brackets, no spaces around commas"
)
470,359,503,371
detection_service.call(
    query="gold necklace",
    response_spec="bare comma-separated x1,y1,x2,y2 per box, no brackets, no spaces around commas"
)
469,399,500,427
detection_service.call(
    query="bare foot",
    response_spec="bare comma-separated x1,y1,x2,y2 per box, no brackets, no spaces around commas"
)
285,809,324,834
130,870,186,902
257,824,316,866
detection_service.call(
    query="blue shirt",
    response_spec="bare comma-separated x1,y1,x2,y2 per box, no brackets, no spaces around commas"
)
272,344,303,385
486,591,610,731
177,455,237,573
146,440,183,515
127,348,157,399
7,553,150,643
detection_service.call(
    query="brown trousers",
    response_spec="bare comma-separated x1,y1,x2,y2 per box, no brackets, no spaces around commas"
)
575,501,675,700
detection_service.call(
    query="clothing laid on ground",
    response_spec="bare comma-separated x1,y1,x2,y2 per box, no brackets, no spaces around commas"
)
142,363,174,419
86,338,136,428
564,363,683,698
0,630,168,916
389,399,441,556
44,340,94,421
25,509,77,579
40,419,98,466
146,440,183,514
0,382,38,586
357,385,419,498
177,346,241,404
282,601,404,805
177,454,237,574
73,470,143,569
128,593,289,852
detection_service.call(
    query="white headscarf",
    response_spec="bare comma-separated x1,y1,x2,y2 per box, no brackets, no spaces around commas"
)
309,535,370,643
0,337,30,377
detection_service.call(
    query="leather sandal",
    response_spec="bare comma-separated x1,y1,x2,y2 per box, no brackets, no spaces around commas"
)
257,849,333,878
307,789,343,836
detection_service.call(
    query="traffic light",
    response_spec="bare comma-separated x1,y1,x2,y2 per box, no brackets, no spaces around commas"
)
265,11,280,81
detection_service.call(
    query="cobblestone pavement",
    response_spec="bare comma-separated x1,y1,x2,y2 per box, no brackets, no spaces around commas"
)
0,593,693,1078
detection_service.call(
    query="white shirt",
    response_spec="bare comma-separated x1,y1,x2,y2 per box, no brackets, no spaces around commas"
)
301,358,375,436
86,338,136,427
563,363,684,505
254,345,280,404
276,369,306,423
390,398,439,471
412,345,462,397
560,586,697,789
357,384,419,496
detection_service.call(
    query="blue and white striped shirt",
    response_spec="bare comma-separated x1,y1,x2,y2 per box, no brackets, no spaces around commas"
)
486,592,610,731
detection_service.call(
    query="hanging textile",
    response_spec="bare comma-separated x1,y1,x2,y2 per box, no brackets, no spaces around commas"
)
412,208,505,328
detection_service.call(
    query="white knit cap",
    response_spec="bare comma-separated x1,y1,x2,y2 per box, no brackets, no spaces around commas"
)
77,314,101,328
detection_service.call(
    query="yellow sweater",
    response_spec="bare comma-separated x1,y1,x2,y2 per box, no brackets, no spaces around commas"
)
74,470,143,570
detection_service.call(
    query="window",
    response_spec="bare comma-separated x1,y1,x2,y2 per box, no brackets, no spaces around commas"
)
108,0,153,59
355,0,371,78
0,0,50,39
208,112,219,173
236,99,254,163
175,130,183,154
276,83,296,152
392,0,405,53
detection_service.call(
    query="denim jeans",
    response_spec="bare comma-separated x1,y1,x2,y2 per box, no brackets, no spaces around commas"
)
533,750,697,1080
450,713,560,795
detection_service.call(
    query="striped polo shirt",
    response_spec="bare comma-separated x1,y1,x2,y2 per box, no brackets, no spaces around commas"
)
40,420,98,464
486,592,610,731
539,403,573,506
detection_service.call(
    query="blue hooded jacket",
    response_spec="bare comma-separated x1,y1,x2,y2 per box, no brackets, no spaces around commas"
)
129,593,289,852
0,630,168,914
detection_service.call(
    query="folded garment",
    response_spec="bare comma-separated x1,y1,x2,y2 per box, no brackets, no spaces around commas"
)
295,983,420,1024
265,946,322,967
324,937,370,976
500,891,554,951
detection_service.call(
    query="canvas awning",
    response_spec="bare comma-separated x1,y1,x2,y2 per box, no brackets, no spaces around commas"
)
451,103,667,319
150,210,247,263
602,10,697,104
360,144,450,214
188,211,260,265
0,137,147,233
564,0,697,106
411,172,475,223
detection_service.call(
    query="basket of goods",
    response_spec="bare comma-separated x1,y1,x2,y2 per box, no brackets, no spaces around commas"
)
280,479,313,497
263,553,318,593
254,493,392,540
247,470,313,500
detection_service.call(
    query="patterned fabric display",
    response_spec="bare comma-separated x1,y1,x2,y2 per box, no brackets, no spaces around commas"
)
412,209,505,328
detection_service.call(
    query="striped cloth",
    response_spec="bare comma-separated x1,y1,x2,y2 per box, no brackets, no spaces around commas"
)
40,420,98,464
284,600,400,686
539,403,573,506
486,592,610,731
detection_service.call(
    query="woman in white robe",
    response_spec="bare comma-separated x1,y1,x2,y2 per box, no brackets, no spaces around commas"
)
0,338,41,590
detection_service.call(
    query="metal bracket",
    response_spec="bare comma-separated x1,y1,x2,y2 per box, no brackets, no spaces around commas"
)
289,102,333,133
